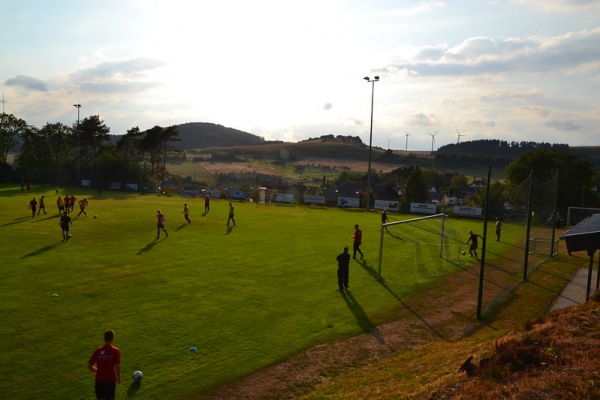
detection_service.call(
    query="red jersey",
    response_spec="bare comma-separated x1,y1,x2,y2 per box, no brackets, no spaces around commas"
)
157,213,165,225
88,344,121,382
353,229,362,245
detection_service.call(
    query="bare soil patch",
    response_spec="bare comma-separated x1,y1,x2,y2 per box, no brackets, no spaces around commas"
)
198,159,401,177
198,162,279,176
292,158,402,174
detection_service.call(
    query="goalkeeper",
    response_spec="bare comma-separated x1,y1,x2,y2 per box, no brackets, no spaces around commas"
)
464,230,483,259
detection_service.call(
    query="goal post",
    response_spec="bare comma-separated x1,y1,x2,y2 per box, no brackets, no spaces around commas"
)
377,213,448,282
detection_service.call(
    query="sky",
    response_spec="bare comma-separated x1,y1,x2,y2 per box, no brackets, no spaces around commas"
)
1,0,600,151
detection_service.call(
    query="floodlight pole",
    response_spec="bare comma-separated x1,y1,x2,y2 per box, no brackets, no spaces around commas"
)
364,75,379,210
73,104,81,186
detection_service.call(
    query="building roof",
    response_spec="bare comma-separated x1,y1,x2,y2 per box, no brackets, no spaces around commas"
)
560,213,600,255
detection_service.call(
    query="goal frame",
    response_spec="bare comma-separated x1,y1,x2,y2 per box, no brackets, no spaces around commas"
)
377,213,446,281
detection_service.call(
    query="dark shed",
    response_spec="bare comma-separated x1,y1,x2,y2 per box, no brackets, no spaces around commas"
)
560,213,600,301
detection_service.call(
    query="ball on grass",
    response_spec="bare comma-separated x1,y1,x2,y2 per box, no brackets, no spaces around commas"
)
461,251,466,256
132,370,143,381
94,215,98,219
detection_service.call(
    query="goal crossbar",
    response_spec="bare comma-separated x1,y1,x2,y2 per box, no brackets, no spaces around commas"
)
377,213,446,281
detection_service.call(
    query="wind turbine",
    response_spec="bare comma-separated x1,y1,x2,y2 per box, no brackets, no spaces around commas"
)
405,131,411,151
429,130,438,152
456,129,466,144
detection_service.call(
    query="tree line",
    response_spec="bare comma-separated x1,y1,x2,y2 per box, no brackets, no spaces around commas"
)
1,111,597,217
0,112,180,189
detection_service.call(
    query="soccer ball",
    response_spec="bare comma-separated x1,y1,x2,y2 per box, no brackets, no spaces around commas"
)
461,251,466,256
94,215,98,219
132,370,143,381
67,233,72,239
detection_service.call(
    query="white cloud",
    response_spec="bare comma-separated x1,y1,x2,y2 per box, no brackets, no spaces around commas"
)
405,113,440,127
388,28,600,76
69,58,165,93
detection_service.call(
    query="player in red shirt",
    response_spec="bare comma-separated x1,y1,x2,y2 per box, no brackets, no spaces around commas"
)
156,209,168,239
69,194,77,213
352,224,364,259
88,330,121,400
64,195,70,213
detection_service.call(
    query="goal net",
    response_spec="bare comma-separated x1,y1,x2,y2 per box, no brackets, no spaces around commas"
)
377,213,463,286
505,171,559,260
566,207,600,228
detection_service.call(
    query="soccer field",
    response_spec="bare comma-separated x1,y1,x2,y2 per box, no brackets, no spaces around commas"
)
0,184,503,399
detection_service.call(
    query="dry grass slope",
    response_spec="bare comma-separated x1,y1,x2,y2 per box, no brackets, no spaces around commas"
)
432,292,600,399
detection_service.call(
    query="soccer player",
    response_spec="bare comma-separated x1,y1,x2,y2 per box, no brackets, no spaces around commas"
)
60,210,72,241
156,209,168,239
336,246,351,292
495,217,502,241
77,197,89,217
182,202,191,224
226,202,235,226
88,330,121,400
38,195,47,215
204,195,210,213
57,196,65,215
381,209,389,232
352,224,364,259
69,194,77,213
465,230,484,258
28,197,38,219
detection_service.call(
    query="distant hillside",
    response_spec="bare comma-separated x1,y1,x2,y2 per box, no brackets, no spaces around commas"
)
571,146,600,169
435,139,600,169
172,122,267,150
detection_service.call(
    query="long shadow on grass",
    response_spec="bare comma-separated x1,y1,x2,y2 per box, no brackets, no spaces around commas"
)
1,216,32,227
175,223,189,232
20,241,64,259
225,225,234,235
355,259,447,340
354,258,378,280
137,240,160,255
341,291,384,344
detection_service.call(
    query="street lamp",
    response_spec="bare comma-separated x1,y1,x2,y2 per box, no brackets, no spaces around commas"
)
73,104,81,186
363,75,379,210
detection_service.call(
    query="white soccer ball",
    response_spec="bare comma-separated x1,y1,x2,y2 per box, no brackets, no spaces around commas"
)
67,233,72,239
132,370,143,381
94,215,98,219
461,251,466,256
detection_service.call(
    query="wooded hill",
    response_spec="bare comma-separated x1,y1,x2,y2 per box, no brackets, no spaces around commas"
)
168,123,600,170
172,122,268,149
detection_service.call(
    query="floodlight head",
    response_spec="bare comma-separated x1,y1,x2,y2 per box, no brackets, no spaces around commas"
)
363,76,369,81
374,76,379,81
73,104,81,108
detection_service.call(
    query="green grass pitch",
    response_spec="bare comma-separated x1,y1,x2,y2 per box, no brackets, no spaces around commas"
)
0,184,514,399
